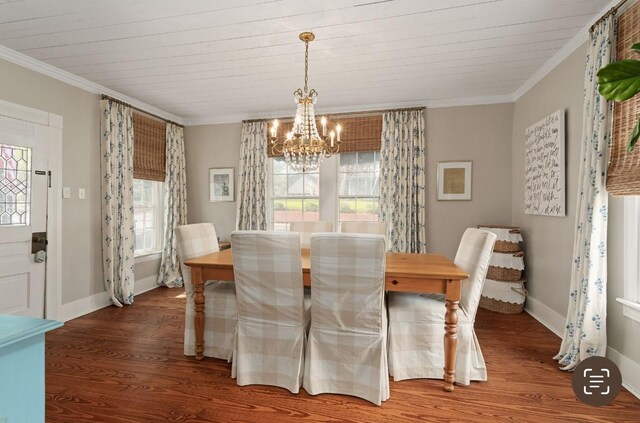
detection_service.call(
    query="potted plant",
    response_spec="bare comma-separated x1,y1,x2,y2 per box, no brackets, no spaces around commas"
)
597,43,640,151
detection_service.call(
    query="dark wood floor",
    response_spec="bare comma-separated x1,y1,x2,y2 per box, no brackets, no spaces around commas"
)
45,288,640,423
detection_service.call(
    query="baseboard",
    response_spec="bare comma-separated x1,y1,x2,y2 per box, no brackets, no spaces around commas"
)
58,275,160,322
524,295,566,337
524,296,640,400
607,347,640,400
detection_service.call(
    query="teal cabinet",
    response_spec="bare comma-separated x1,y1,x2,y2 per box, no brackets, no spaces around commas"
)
0,315,63,423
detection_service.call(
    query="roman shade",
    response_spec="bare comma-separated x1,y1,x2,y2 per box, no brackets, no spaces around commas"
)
607,1,640,195
133,112,166,182
267,115,382,157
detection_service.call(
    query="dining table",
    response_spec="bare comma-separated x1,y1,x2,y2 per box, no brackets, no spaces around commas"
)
184,248,469,392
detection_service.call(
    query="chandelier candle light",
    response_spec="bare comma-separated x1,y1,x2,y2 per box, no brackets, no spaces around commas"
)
269,32,342,172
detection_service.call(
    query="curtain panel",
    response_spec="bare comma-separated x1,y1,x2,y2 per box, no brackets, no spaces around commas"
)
100,99,136,306
237,121,268,230
157,123,188,288
554,16,612,370
379,110,426,253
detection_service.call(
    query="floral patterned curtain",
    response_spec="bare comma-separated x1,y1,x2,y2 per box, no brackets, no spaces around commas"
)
554,16,612,370
100,99,135,306
237,121,268,230
379,110,426,253
157,123,188,288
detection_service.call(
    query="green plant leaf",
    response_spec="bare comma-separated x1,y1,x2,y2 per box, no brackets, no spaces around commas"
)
628,119,640,152
632,43,640,52
597,60,640,101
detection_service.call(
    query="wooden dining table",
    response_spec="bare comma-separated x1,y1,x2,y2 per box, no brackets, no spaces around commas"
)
184,248,469,392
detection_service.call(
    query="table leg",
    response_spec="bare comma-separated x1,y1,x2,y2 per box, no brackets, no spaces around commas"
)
192,266,205,360
443,299,459,391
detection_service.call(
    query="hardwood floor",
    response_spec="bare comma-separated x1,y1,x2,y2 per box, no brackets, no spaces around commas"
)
45,288,639,423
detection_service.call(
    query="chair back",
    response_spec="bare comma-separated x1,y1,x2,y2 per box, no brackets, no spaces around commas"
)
341,221,387,237
175,223,219,294
309,233,386,334
231,231,304,327
289,221,333,247
454,228,497,321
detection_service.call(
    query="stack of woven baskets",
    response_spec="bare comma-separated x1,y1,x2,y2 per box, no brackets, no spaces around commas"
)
477,225,527,314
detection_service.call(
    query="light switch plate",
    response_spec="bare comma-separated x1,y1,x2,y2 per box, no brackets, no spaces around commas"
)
63,187,71,199
78,188,86,200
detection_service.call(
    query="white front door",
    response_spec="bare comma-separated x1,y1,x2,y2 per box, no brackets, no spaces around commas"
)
0,115,49,318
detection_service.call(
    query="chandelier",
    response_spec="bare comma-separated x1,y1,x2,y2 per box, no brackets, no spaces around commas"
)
269,32,342,172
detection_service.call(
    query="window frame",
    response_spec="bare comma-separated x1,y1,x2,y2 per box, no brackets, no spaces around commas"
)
133,178,165,258
267,152,381,231
337,151,381,224
616,196,640,323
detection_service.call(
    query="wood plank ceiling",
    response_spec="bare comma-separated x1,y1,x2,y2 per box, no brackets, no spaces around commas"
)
0,0,610,123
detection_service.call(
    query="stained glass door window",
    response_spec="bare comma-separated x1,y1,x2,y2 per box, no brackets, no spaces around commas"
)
0,143,32,225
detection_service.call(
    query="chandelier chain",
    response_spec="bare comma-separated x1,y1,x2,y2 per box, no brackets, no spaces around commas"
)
304,41,309,94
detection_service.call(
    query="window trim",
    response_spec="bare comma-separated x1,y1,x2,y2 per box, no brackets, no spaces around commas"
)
616,196,640,323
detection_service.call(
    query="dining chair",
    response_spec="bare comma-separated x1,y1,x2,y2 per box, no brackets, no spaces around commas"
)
387,228,497,385
304,233,389,405
340,221,387,237
230,231,310,393
289,221,333,248
175,223,237,361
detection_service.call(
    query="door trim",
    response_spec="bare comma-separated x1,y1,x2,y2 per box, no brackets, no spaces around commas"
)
0,98,63,320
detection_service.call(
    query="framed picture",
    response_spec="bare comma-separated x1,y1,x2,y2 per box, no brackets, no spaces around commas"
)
437,161,472,201
209,168,235,202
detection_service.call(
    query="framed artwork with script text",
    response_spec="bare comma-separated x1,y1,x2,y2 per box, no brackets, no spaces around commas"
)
524,109,565,216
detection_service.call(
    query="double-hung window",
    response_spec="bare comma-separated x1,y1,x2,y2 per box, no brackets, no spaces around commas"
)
133,179,164,255
269,152,380,230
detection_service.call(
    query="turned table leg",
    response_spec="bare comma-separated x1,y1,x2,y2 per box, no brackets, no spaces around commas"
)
443,279,461,392
192,266,205,360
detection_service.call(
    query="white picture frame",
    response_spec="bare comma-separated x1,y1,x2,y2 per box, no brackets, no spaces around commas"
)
209,168,235,202
437,161,472,201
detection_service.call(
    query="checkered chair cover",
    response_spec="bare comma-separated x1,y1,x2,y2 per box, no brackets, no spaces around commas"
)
230,231,311,393
304,233,389,405
388,228,496,384
340,221,387,237
289,221,333,248
175,223,237,360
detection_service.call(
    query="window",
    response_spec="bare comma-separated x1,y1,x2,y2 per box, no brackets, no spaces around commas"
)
133,179,164,255
271,157,320,230
338,151,380,223
617,196,640,323
269,152,380,230
0,143,31,226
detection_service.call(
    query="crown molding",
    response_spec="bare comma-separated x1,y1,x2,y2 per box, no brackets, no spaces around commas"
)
512,0,622,102
183,95,514,126
0,44,183,124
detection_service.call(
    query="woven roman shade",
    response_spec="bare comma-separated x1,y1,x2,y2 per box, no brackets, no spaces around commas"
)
607,2,640,195
133,112,166,182
267,115,382,157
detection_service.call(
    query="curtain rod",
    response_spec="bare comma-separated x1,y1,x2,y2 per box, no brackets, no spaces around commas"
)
242,106,426,123
101,95,184,128
590,0,631,32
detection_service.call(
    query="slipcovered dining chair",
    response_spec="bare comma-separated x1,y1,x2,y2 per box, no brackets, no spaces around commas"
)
387,228,496,385
340,221,387,237
289,221,333,248
175,223,237,361
230,231,311,393
304,233,389,405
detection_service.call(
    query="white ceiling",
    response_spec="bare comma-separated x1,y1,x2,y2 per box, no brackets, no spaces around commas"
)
0,0,611,124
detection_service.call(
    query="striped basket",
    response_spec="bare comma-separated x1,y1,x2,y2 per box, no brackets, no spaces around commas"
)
478,225,523,253
479,278,527,314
